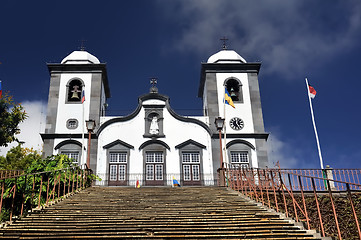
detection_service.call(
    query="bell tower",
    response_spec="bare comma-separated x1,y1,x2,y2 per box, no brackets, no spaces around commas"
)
198,48,268,170
41,50,110,171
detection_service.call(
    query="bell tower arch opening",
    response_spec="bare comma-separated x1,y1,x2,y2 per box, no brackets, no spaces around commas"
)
66,78,84,103
225,78,243,103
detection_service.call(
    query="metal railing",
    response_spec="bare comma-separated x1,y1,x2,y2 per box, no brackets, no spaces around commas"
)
224,164,361,240
0,170,24,180
0,165,92,223
276,168,361,191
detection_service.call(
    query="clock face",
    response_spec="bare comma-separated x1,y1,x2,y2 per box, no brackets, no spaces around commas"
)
229,117,244,130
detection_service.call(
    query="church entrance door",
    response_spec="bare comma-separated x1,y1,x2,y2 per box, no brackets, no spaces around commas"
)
145,151,165,186
182,152,201,186
108,152,127,186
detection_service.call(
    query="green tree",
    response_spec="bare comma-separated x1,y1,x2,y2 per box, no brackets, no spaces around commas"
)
0,93,27,147
0,144,42,170
26,154,75,173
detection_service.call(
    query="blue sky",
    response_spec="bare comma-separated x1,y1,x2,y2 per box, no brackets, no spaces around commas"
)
1,0,360,169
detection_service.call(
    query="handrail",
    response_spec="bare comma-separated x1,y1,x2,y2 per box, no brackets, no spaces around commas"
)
224,165,361,240
0,164,93,223
0,170,24,180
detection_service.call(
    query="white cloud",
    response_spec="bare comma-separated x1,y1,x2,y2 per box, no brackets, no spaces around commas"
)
158,0,361,77
267,127,319,169
0,101,46,156
267,131,299,168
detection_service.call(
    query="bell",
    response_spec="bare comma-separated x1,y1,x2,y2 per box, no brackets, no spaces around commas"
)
230,88,237,97
71,91,80,100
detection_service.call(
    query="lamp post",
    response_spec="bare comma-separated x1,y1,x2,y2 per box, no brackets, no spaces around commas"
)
85,120,96,169
215,117,225,186
214,117,225,169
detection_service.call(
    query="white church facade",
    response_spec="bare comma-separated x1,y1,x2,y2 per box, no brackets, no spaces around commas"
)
41,48,269,186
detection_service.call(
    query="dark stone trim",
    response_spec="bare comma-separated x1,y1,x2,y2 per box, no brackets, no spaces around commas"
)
54,139,82,150
175,139,206,149
41,133,97,140
143,134,166,139
226,139,256,150
103,139,134,149
198,62,262,97
97,92,212,136
214,59,245,63
139,140,170,150
143,105,165,109
62,59,95,64
47,63,111,98
211,133,269,140
139,93,170,102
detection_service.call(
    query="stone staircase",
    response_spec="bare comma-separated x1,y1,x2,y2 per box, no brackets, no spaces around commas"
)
0,187,324,239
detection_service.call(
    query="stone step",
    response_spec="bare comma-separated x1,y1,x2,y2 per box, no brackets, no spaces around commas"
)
0,232,315,239
0,187,322,239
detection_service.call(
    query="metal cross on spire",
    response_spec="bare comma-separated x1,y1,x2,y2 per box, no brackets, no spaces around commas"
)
150,77,157,87
220,36,229,50
150,77,158,93
79,39,87,51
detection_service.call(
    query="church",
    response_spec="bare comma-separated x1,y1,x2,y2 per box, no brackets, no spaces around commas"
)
41,47,269,186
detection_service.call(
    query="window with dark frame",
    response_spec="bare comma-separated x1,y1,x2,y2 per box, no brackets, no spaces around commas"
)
230,151,249,168
61,151,80,164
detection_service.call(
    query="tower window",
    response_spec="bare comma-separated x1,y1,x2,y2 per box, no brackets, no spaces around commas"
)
67,79,83,103
61,151,79,164
66,119,78,129
230,151,249,168
226,78,243,103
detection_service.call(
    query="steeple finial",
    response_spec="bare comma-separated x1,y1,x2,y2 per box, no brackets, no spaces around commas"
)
150,77,158,93
220,36,228,50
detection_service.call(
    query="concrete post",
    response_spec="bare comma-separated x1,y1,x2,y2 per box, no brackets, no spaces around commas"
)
325,165,336,191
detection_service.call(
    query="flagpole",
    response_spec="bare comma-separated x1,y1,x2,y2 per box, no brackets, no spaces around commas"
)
223,87,228,166
81,91,85,168
305,78,324,169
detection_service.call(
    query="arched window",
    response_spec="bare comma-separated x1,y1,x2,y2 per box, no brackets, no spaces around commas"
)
67,79,83,103
226,140,255,168
55,140,82,164
225,78,243,103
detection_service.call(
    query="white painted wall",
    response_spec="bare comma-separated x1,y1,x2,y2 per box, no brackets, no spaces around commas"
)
216,73,258,168
96,99,214,186
216,73,255,134
55,73,93,134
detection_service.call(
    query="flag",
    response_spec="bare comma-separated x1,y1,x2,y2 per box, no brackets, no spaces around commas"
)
0,81,2,98
81,90,85,103
225,88,235,108
135,179,140,188
309,85,316,99
173,177,181,187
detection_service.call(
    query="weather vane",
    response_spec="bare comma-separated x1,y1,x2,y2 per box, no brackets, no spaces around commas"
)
220,36,228,50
